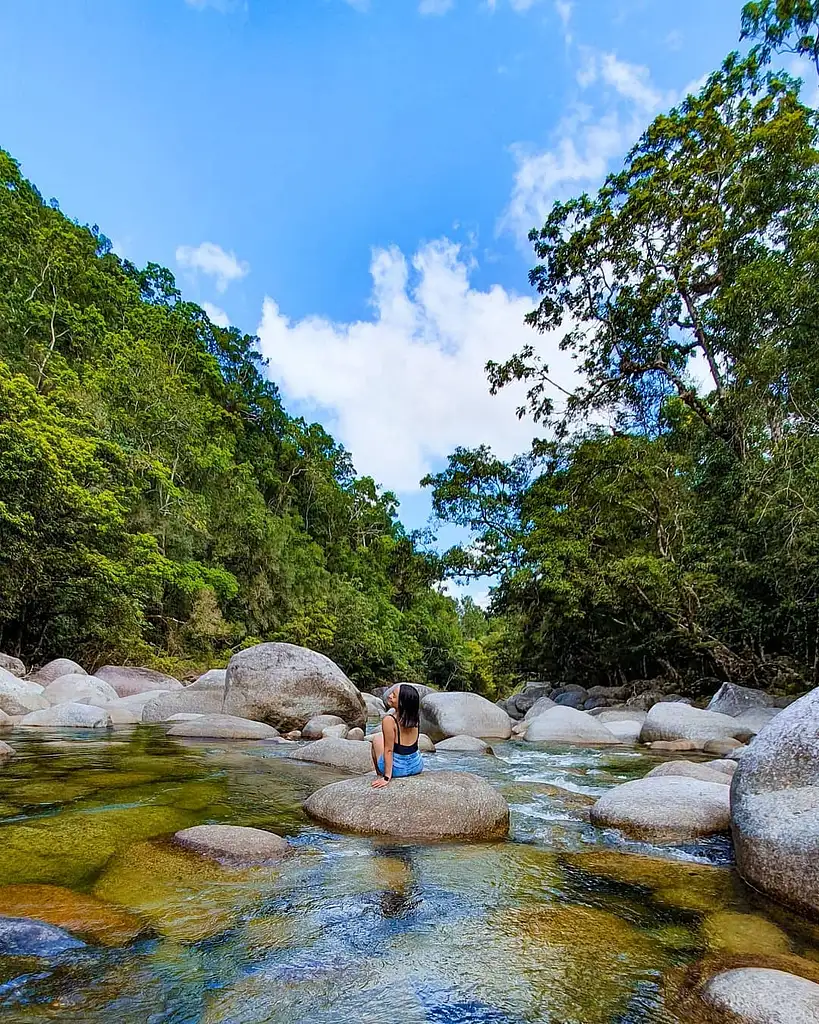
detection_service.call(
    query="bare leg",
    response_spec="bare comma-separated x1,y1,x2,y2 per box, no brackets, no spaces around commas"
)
371,733,384,774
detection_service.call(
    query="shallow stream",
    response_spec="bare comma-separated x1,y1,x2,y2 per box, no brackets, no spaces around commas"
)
0,727,817,1023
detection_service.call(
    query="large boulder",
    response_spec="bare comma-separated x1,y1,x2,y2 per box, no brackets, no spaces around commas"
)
303,771,509,840
0,915,85,956
523,695,557,721
698,968,819,1024
141,689,224,722
0,673,49,716
435,735,491,753
223,643,365,731
731,686,819,917
289,737,375,774
732,708,781,737
524,706,620,745
95,665,184,697
639,703,750,747
553,691,587,710
604,720,643,744
31,658,86,686
593,709,647,725
645,761,732,785
19,703,112,729
189,668,227,690
590,776,731,843
166,715,279,740
706,682,780,718
0,654,25,678
42,673,119,708
419,692,512,741
173,825,288,866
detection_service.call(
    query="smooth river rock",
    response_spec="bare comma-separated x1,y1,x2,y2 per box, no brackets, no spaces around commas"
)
302,714,346,740
731,686,819,917
303,771,509,840
31,658,86,685
19,702,112,729
522,695,557,721
0,884,147,946
699,967,819,1024
166,714,279,740
435,735,492,753
42,673,119,708
0,915,86,956
639,702,750,747
603,719,643,744
590,775,731,843
707,682,781,717
0,653,25,677
420,692,512,741
96,665,184,697
645,760,732,785
0,673,49,716
0,741,15,761
289,737,375,774
173,824,289,866
524,706,619,745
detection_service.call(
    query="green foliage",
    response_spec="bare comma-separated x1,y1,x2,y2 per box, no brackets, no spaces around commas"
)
0,147,474,688
742,1,819,75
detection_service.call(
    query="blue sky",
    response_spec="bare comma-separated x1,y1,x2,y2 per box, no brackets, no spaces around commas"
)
0,0,752,596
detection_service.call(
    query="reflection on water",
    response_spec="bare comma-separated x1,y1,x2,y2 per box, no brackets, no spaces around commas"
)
0,727,815,1023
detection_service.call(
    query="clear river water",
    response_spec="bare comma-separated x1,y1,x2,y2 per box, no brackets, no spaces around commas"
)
0,726,817,1023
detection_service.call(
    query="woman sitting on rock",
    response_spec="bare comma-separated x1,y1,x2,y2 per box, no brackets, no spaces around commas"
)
371,684,424,788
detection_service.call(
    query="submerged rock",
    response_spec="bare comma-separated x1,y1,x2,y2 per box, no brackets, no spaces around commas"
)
96,665,184,697
289,737,375,774
43,673,119,707
0,884,147,946
524,706,619,745
173,824,289,865
590,775,731,843
732,686,819,917
0,914,86,956
699,967,819,1024
166,714,279,740
19,702,112,729
435,735,492,753
303,771,509,840
419,692,512,741
702,911,792,957
31,658,86,685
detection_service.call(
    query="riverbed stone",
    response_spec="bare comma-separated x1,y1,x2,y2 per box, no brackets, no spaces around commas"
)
645,761,732,785
0,884,147,946
173,824,289,865
706,759,738,776
31,658,86,685
420,692,512,741
0,915,86,956
104,705,142,725
302,714,346,739
703,911,792,957
594,709,648,725
303,771,509,840
649,739,700,751
590,776,731,843
640,703,749,746
321,723,349,739
524,706,619,745
346,727,365,741
0,740,15,760
96,665,184,697
166,714,279,740
19,702,112,729
731,686,819,917
731,708,782,737
435,735,491,753
699,967,819,1024
0,673,49,716
703,737,745,755
0,653,25,677
418,733,435,752
43,673,119,707
289,736,375,773
707,682,780,717
523,696,558,721
604,719,643,744
141,689,225,722
224,642,366,731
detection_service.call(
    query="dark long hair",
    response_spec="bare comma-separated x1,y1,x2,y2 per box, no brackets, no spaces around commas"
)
397,683,420,729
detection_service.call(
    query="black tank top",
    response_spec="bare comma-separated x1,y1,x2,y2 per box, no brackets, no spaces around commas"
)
390,712,419,755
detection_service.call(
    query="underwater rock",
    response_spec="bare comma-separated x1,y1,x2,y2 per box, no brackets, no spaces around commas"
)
303,771,509,840
702,911,792,957
0,884,148,946
0,914,86,956
173,824,289,865
419,692,512,741
590,775,731,843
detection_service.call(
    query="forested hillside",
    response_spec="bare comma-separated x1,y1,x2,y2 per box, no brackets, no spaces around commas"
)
427,20,819,695
0,151,482,688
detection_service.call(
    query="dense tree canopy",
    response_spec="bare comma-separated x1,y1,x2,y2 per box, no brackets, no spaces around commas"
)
0,149,489,690
429,44,819,694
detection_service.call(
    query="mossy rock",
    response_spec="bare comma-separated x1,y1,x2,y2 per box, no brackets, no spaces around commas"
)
0,883,148,946
93,839,281,942
702,911,793,957
562,849,737,913
0,803,196,887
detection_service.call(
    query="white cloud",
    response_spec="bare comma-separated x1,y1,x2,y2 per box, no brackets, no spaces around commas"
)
202,301,231,328
257,239,577,492
420,0,454,13
501,51,672,243
175,242,249,293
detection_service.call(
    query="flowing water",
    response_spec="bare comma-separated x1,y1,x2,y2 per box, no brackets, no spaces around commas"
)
0,726,817,1023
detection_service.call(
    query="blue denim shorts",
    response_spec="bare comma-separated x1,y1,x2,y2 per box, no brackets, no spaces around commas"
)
377,751,423,778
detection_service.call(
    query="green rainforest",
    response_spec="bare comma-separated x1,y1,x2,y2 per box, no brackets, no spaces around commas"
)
2,2,818,697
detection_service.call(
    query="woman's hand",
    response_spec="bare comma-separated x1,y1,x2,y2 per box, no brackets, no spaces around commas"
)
371,776,390,789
